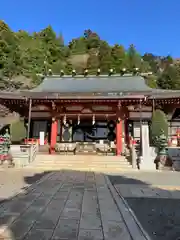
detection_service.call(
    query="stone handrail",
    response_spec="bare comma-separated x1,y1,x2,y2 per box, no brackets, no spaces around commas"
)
10,143,38,167
29,143,39,163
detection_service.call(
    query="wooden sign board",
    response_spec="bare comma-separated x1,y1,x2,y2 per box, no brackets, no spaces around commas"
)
129,111,152,119
32,105,50,111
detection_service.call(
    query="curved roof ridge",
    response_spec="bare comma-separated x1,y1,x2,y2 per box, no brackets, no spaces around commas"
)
31,75,153,93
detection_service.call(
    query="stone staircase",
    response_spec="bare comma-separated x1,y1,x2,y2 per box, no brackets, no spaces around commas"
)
26,154,132,172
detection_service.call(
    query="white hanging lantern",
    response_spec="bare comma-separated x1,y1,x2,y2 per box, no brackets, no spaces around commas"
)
63,115,67,125
52,117,56,122
78,115,80,125
92,115,95,125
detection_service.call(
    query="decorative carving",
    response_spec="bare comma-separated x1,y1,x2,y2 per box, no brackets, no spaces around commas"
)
127,105,152,111
117,101,121,110
129,112,152,119
66,106,83,111
31,105,50,111
31,112,51,118
81,108,93,114
52,102,56,110
92,105,113,111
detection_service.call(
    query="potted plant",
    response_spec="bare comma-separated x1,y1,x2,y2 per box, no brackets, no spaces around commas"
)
150,109,169,169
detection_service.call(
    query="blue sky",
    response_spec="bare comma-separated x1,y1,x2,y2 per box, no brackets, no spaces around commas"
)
1,0,180,57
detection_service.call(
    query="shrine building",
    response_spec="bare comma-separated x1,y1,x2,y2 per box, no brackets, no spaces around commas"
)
0,73,179,155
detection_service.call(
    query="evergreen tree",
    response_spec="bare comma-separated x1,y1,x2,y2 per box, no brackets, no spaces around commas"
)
150,109,168,145
111,44,126,72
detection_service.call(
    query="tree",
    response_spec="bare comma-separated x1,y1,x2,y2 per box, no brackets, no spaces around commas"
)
84,29,100,49
145,75,157,88
150,109,170,168
87,49,99,74
142,53,159,73
160,55,173,70
157,65,180,90
64,62,73,75
98,41,112,73
111,44,126,72
150,109,168,145
127,44,141,71
0,20,178,90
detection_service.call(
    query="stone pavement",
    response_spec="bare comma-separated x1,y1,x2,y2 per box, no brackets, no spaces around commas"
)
109,171,180,198
0,170,147,240
109,171,180,240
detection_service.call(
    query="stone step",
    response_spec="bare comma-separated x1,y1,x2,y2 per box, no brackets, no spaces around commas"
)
30,163,132,168
36,155,125,158
34,160,130,164
31,165,132,169
34,158,129,163
32,161,131,166
33,164,131,168
26,166,131,172
28,154,132,170
32,164,131,168
35,158,129,164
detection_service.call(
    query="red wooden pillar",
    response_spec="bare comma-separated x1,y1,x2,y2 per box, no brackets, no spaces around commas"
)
50,119,57,153
116,118,122,156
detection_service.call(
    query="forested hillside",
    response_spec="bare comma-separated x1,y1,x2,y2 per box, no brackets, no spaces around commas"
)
0,20,180,90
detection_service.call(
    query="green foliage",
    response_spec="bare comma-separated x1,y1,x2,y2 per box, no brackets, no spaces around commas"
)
150,109,168,146
145,75,157,88
157,65,180,89
87,51,99,74
127,44,141,70
111,44,126,72
0,20,180,90
10,120,26,143
64,62,73,74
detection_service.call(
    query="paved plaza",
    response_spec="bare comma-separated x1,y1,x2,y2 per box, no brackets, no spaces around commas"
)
109,171,180,240
2,169,180,240
0,169,147,240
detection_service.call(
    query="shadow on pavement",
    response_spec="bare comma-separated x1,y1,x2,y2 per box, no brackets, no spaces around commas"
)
108,172,180,240
109,174,150,185
0,170,179,239
0,170,55,239
24,171,51,185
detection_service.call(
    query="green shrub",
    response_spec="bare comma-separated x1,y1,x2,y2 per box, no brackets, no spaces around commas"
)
150,109,168,146
10,120,26,143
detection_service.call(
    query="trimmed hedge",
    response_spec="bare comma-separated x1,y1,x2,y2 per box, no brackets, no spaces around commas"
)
10,120,26,143
150,109,168,146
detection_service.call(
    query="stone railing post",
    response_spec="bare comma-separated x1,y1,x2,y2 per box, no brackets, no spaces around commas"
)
29,145,33,163
132,139,137,169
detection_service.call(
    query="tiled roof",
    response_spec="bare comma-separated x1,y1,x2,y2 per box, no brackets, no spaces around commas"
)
0,75,180,100
31,75,152,93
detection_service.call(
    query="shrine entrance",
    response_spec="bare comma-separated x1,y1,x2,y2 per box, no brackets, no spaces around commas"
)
61,120,116,143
